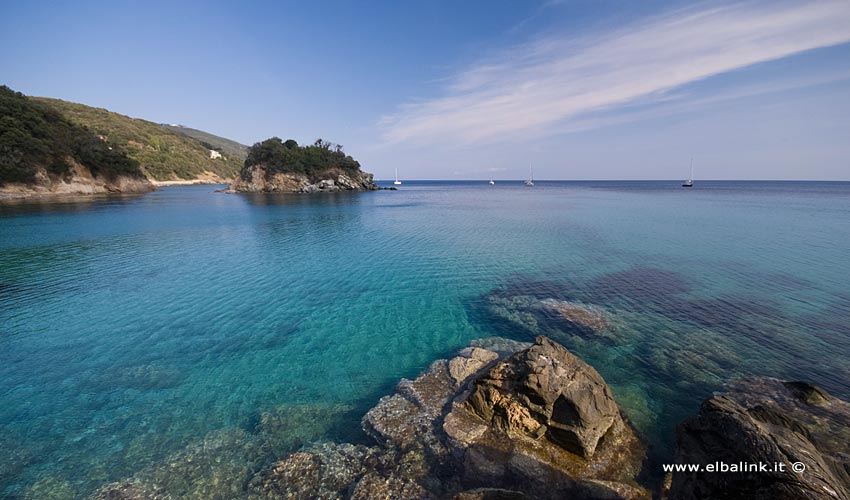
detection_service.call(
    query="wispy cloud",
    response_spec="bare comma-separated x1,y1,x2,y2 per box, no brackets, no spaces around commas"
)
380,1,850,145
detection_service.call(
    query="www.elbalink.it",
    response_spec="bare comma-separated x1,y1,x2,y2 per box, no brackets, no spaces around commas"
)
662,461,807,473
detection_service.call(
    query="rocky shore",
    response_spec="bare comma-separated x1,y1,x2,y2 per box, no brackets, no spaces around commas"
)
89,336,850,500
0,161,154,200
227,165,383,193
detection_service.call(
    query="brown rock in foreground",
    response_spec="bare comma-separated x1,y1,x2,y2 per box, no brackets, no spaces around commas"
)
362,336,648,499
445,336,648,499
668,377,850,500
464,336,621,458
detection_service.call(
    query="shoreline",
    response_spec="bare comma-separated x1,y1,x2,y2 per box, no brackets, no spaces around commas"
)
151,179,227,187
0,178,225,201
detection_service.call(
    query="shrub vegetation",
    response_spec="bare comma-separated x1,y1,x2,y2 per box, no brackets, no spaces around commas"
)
242,137,362,181
0,85,143,185
32,96,245,180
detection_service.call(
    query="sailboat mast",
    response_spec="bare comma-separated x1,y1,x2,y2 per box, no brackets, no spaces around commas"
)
689,158,693,180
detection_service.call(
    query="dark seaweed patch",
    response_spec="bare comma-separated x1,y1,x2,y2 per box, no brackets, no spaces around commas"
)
665,296,782,330
720,262,817,293
797,293,850,353
584,267,692,310
758,272,816,292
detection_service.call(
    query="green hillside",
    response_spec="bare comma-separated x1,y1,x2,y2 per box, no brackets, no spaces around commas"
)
33,97,243,181
0,86,145,185
161,124,248,160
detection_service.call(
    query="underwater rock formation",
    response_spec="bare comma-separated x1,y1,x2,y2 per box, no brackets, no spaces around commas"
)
667,377,850,500
482,294,623,343
537,298,612,334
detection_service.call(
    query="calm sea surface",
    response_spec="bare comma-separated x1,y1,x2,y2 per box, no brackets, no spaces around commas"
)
1,181,849,498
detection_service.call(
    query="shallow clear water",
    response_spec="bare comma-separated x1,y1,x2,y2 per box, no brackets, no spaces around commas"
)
1,181,849,498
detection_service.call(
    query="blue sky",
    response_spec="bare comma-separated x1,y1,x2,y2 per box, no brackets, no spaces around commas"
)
2,0,849,180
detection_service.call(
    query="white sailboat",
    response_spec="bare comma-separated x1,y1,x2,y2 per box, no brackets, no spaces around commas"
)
394,168,402,186
682,158,694,188
524,163,534,186
489,179,495,185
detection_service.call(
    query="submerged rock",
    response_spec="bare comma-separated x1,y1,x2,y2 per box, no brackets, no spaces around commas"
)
90,479,169,500
482,293,624,343
22,476,78,500
668,377,850,500
468,337,531,359
255,402,356,454
248,442,381,500
537,298,612,335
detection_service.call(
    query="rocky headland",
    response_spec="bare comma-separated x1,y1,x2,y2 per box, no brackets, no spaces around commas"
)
85,335,850,500
227,165,380,193
226,137,384,194
0,159,154,199
1,86,156,200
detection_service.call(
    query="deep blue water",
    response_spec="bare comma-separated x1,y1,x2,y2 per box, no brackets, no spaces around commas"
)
1,181,849,498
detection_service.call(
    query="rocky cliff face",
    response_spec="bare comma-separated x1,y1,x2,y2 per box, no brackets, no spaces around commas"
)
667,377,850,500
227,165,380,193
0,159,154,199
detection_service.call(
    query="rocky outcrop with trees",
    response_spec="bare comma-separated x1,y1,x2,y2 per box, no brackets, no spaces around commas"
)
227,137,380,193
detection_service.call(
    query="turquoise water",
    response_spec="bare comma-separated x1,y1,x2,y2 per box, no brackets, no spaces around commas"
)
1,181,849,498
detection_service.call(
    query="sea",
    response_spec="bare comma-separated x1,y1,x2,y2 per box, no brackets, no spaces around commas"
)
1,180,849,498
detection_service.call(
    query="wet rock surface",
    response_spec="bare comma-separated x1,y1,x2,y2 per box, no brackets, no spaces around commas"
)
668,377,850,500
